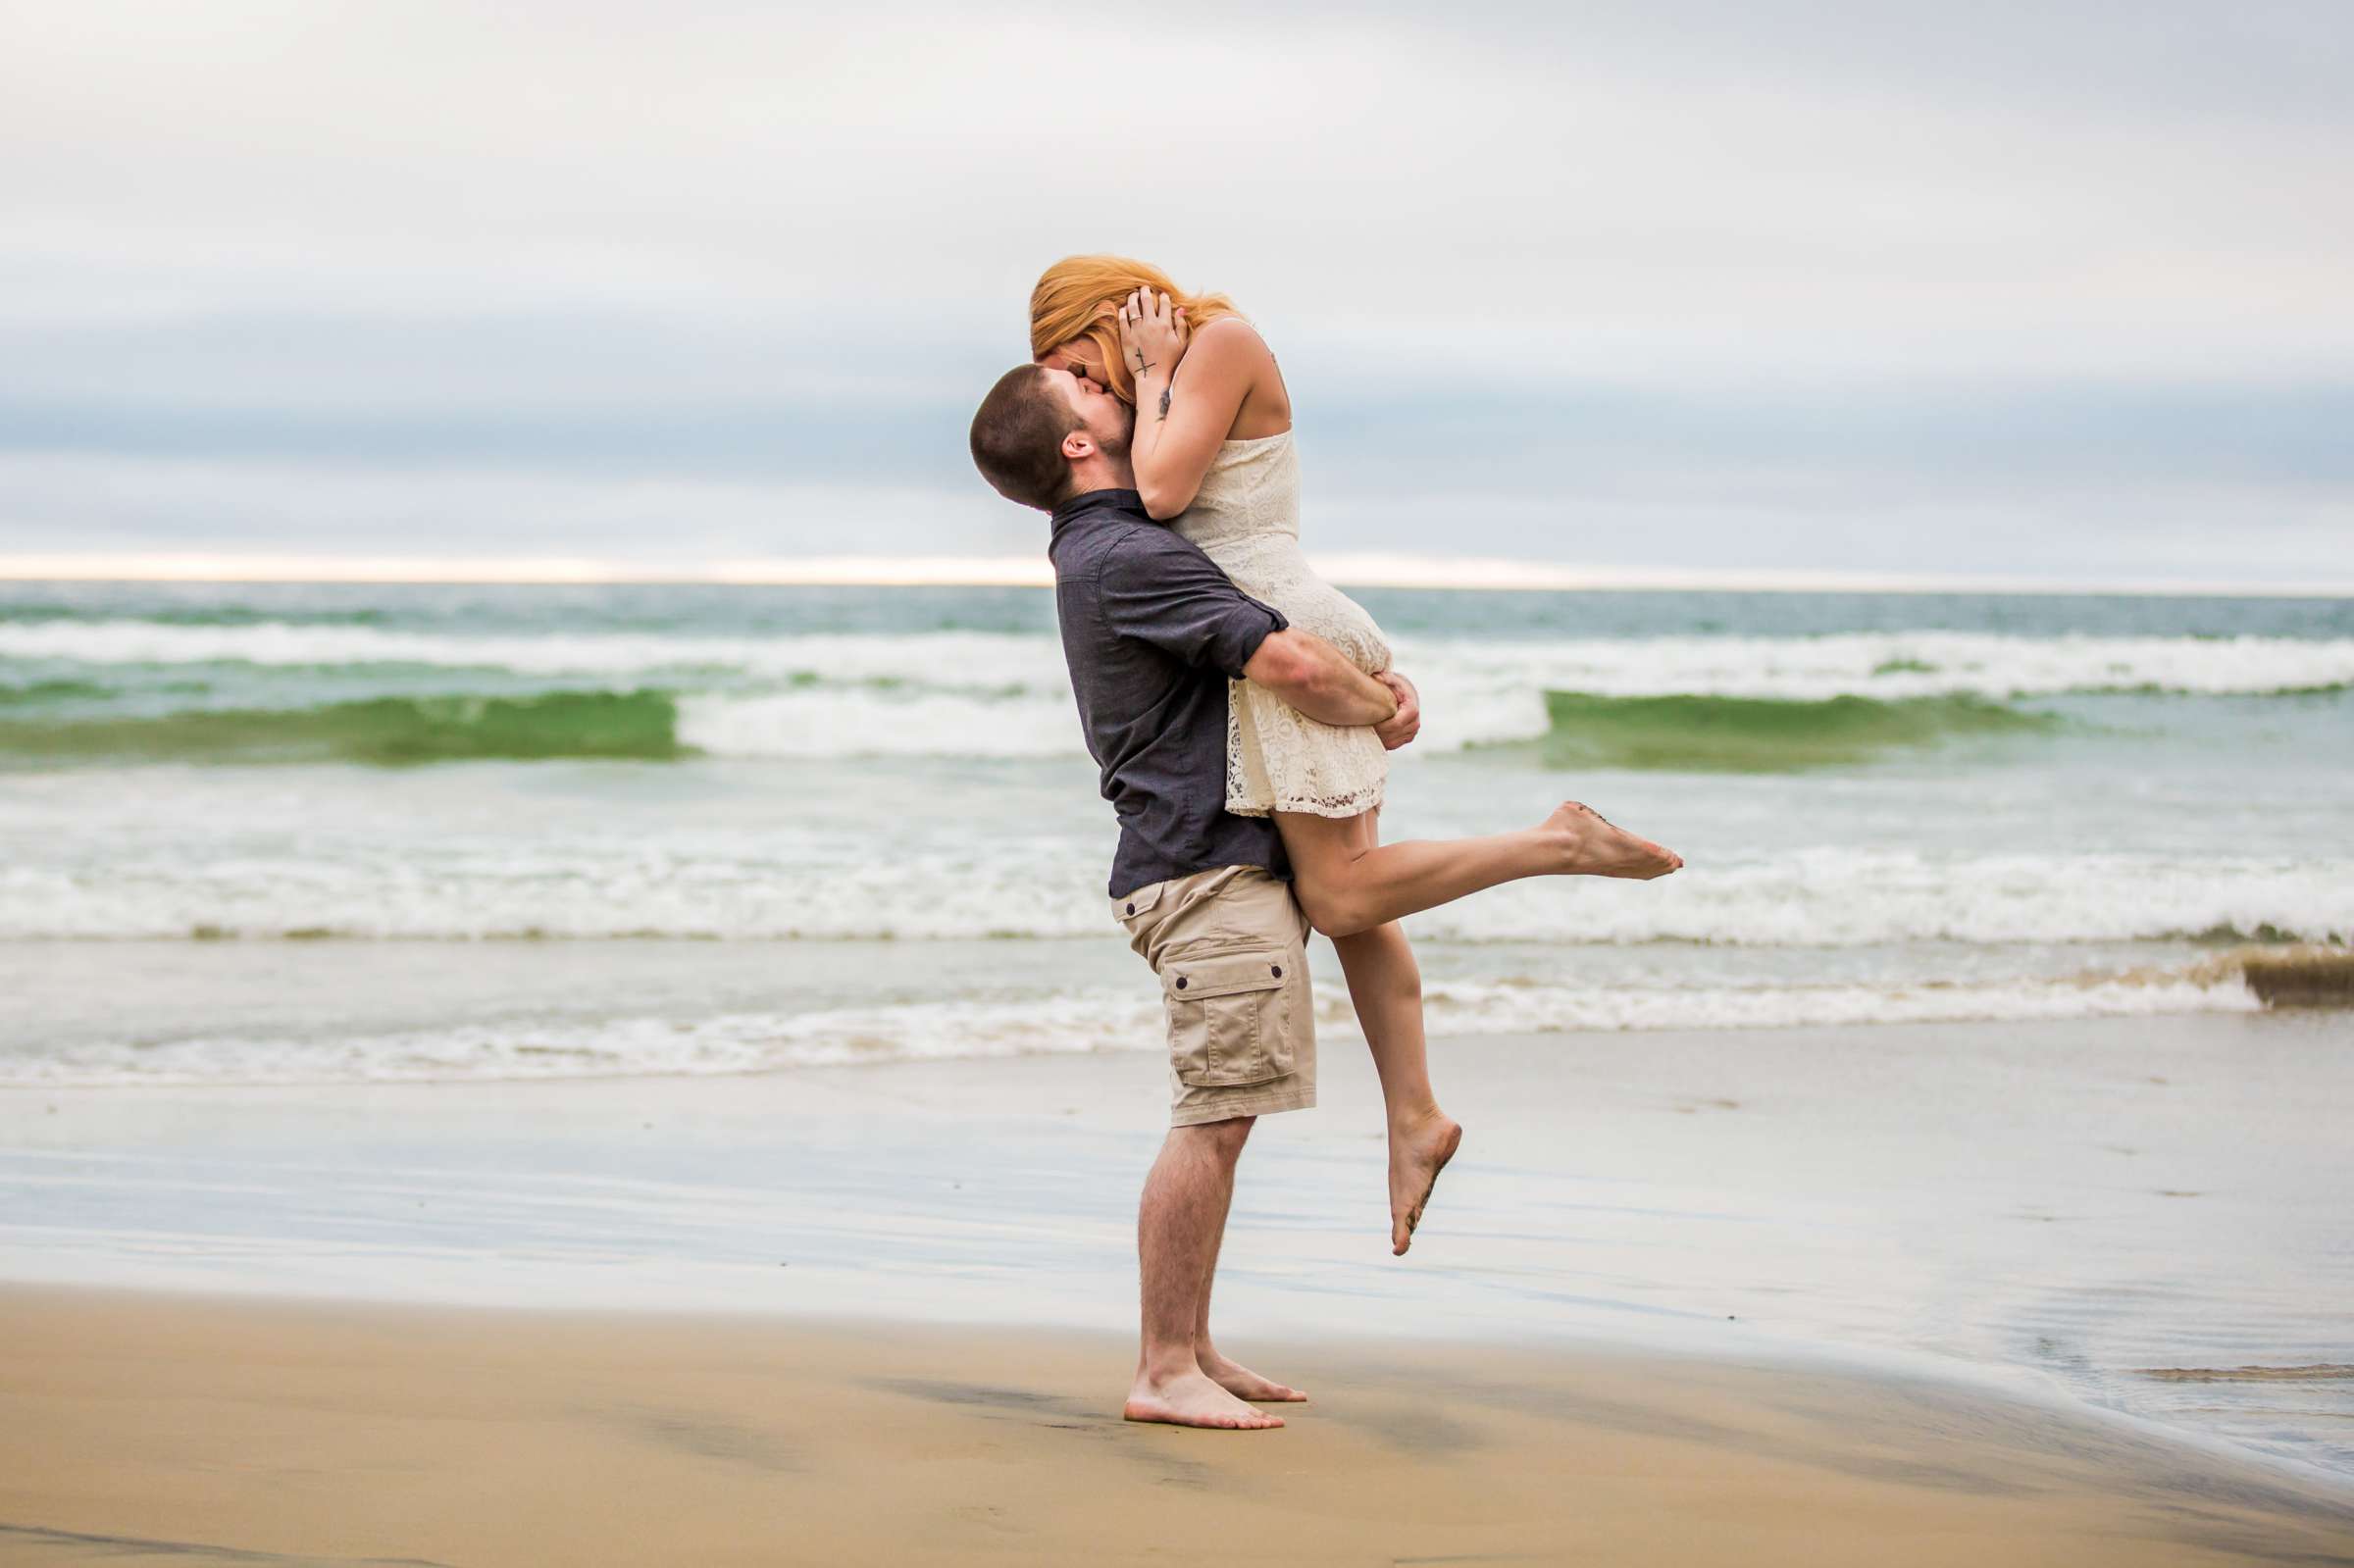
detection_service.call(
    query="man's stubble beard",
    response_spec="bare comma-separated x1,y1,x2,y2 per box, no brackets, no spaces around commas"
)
1099,414,1134,463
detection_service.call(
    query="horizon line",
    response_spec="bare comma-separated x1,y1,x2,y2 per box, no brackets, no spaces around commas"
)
2,551,2350,600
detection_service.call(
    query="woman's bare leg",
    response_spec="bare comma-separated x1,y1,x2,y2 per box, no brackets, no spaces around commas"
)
1296,809,1464,1255
1278,800,1679,941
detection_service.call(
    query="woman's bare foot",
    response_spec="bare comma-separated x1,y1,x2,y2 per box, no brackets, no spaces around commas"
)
1544,801,1682,879
1123,1367,1286,1429
1197,1345,1307,1402
1390,1110,1463,1256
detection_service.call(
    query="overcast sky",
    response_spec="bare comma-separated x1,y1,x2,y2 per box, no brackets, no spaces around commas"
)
3,0,2350,583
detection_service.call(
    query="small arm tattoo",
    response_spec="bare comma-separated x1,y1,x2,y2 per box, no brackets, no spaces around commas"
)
1156,385,1172,420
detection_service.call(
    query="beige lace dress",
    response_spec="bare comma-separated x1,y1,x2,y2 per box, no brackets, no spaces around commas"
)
1173,430,1392,819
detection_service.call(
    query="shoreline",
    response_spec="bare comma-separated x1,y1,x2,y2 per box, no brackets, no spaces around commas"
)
5,1282,2352,1567
6,1014,2351,1490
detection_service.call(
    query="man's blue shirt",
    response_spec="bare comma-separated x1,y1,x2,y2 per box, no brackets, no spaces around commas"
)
1048,487,1292,898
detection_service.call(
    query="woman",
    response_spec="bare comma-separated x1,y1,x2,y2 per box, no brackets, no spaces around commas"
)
1031,256,1681,1257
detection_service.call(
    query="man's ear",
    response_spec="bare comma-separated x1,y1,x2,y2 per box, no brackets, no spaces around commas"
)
1061,430,1096,461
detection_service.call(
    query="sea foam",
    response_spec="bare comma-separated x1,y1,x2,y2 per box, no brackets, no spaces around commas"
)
3,848,2345,946
0,966,2261,1087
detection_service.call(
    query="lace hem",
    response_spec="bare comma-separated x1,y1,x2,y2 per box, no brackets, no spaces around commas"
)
1223,781,1386,820
1224,677,1389,823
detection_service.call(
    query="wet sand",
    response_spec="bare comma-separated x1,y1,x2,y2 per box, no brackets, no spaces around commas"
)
8,1012,2353,1478
3,1285,2351,1567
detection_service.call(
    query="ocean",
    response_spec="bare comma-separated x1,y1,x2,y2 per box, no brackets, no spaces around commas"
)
1,580,2348,1084
2,579,2350,1072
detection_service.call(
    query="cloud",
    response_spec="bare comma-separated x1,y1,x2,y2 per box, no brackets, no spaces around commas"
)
2,1,2350,581
0,449,1025,557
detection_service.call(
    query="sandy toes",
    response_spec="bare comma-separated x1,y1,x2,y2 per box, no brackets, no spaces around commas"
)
1549,801,1682,879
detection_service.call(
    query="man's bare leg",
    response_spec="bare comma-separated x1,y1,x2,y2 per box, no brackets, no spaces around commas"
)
1125,1116,1285,1430
1281,800,1681,941
1191,1168,1307,1402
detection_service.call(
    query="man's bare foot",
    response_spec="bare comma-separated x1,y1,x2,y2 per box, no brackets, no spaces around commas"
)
1198,1345,1307,1402
1124,1368,1286,1430
1390,1110,1463,1256
1545,801,1682,879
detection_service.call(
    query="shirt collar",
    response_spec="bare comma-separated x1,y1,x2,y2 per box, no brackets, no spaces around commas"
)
1049,487,1148,532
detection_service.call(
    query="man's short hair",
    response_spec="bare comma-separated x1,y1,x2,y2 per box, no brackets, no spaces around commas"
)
970,365,1080,512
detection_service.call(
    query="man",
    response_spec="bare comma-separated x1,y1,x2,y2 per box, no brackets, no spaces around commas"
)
970,360,1412,1432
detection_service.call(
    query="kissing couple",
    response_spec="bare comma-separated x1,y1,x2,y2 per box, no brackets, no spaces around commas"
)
972,255,1681,1431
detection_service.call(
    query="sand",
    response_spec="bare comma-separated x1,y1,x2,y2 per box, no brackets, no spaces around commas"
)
9,1012,2353,1479
3,1285,2351,1567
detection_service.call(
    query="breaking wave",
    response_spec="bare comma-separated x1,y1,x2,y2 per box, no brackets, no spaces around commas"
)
6,620,2350,767
0,690,687,765
0,963,2265,1087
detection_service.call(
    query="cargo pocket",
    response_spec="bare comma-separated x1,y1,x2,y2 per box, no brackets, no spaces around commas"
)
1112,879,1165,929
1161,949,1296,1087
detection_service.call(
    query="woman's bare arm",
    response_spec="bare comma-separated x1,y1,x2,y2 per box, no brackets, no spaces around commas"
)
1117,292,1280,521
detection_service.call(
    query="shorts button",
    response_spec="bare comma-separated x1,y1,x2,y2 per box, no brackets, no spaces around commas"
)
1125,902,1135,915
1175,976,1188,989
1270,964,1282,978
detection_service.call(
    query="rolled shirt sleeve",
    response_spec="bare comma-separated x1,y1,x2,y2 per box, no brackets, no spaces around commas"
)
1097,531,1289,680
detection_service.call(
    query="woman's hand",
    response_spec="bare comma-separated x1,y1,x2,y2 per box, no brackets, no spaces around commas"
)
1116,288,1188,387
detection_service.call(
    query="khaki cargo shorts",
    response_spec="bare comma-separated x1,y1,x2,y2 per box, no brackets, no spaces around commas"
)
1111,865,1316,1128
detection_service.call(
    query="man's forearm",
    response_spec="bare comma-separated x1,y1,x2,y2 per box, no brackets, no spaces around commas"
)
1244,630,1399,728
1298,656,1399,727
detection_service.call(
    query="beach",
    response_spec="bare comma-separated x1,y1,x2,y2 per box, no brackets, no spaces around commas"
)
8,1012,2353,1486
12,0,2354,1550
9,1285,2354,1568
4,579,2351,1560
